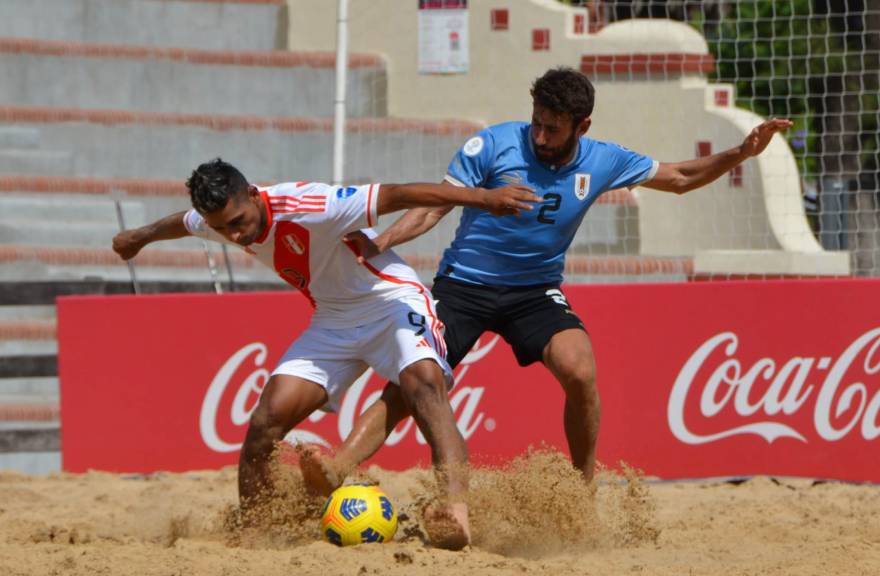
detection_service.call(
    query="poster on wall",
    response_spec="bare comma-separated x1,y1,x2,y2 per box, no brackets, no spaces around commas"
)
418,0,469,74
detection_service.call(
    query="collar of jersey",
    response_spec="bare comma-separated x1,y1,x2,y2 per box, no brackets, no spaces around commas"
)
252,189,274,245
525,125,582,172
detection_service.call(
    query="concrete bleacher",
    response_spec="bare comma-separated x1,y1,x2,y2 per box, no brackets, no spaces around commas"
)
0,38,388,117
0,0,287,51
0,107,474,181
0,0,330,472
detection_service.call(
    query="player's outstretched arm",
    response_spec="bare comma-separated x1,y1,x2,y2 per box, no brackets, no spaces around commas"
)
112,211,191,261
344,205,451,263
377,182,539,217
642,118,793,194
345,182,539,263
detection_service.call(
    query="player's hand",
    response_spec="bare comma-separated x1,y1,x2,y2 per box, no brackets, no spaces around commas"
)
112,230,145,260
482,185,540,216
342,230,382,264
741,118,794,157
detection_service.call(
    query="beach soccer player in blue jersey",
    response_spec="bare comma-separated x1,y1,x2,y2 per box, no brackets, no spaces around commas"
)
299,66,792,492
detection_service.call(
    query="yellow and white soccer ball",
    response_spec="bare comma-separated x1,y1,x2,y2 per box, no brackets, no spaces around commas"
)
320,484,398,546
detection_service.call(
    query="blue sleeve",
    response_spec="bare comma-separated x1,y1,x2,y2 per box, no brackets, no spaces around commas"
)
604,143,657,190
445,128,496,187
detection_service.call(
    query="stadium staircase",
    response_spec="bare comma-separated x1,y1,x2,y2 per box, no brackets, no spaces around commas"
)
0,0,687,474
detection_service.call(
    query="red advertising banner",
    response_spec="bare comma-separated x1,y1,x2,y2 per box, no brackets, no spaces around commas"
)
58,280,880,482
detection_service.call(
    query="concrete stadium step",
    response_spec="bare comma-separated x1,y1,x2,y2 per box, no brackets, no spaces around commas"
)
0,321,56,346
0,243,690,285
0,320,55,341
0,420,59,439
0,355,56,379
0,397,58,409
0,177,192,227
391,253,693,282
0,280,285,307
0,305,55,322
0,193,146,223
0,127,41,149
0,449,61,474
0,106,479,183
0,0,286,51
0,420,60,474
0,38,388,118
0,378,58,400
0,149,74,175
0,244,282,284
0,340,57,357
0,219,135,248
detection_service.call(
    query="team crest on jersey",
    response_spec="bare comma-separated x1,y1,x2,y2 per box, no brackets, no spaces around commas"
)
574,173,591,201
283,233,305,255
281,268,307,289
462,136,484,157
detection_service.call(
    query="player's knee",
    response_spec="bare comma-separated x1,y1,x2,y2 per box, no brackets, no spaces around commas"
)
247,402,288,446
556,360,597,402
559,357,595,387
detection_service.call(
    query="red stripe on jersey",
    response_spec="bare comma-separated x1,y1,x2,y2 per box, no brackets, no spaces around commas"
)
270,201,326,210
270,199,326,206
270,203,326,212
302,195,326,200
366,184,375,227
343,240,446,359
270,196,325,204
270,194,317,202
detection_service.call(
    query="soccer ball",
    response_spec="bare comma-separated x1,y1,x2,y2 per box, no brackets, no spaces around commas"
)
320,484,398,546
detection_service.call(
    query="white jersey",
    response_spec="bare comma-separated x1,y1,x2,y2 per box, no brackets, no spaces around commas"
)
183,182,437,331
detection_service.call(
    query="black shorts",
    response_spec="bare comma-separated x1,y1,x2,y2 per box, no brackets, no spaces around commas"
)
431,276,586,368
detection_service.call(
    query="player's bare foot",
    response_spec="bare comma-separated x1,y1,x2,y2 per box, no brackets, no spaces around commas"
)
423,501,470,551
297,443,341,497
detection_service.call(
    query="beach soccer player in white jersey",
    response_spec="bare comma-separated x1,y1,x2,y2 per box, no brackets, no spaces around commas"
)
112,158,539,550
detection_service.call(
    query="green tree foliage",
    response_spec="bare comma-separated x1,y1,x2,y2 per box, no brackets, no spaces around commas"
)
695,0,876,179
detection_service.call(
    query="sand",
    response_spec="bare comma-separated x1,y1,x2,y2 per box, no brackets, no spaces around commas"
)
0,450,878,576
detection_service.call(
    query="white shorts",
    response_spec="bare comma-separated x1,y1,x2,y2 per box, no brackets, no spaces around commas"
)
272,293,452,412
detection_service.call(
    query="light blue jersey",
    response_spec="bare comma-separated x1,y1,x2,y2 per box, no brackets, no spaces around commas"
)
438,121,658,286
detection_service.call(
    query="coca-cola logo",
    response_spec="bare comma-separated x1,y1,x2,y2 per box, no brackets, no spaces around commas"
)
668,329,880,445
199,336,501,453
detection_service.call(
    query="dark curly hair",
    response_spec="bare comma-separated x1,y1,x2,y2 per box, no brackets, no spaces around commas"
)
530,67,595,126
186,158,250,215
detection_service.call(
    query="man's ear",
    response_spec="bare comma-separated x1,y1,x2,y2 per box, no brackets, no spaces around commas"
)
577,117,592,138
248,185,260,202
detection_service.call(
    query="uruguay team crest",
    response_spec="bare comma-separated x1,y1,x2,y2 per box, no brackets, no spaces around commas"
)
574,173,591,201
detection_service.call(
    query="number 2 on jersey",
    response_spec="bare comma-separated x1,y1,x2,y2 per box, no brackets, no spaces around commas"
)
537,193,561,224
